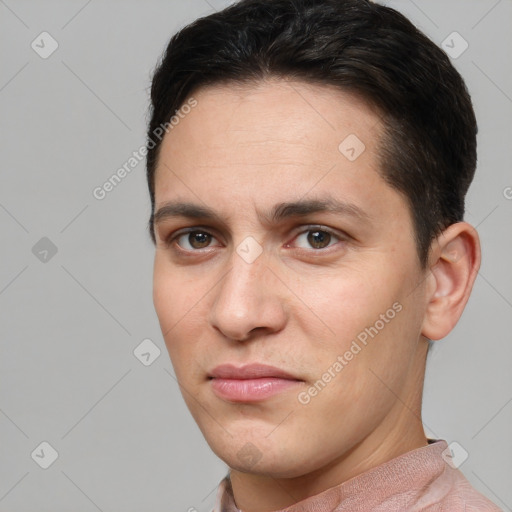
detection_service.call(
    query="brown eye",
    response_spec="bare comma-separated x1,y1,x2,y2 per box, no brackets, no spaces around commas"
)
306,230,332,249
189,231,211,248
176,230,214,249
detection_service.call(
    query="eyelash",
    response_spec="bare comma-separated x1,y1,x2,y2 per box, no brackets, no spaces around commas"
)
164,225,347,253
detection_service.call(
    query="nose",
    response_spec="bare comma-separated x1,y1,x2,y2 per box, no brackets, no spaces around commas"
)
209,248,288,342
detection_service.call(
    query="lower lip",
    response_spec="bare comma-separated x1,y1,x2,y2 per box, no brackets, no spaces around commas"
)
210,378,301,402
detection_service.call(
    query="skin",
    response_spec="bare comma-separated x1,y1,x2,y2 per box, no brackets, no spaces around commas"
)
151,78,480,512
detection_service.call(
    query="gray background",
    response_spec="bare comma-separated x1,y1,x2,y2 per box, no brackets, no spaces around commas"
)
0,0,511,510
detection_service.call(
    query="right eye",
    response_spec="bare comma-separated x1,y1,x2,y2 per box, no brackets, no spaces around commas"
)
174,230,218,250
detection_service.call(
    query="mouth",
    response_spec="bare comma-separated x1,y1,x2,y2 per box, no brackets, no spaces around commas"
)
208,363,303,402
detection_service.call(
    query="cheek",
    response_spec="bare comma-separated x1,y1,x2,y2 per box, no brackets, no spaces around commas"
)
291,260,421,374
291,267,394,345
153,257,180,330
308,274,422,393
152,256,206,357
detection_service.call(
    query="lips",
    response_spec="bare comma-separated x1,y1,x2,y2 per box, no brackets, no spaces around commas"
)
209,363,303,402
209,363,298,380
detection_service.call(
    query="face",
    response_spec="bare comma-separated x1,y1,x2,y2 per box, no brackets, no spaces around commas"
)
152,79,430,479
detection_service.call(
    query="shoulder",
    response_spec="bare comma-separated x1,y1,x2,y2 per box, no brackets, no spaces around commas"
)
422,464,503,511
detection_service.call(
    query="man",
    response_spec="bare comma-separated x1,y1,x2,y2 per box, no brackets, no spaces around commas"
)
146,0,501,510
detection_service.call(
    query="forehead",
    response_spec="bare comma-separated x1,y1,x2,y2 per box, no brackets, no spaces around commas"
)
153,79,402,222
158,78,383,163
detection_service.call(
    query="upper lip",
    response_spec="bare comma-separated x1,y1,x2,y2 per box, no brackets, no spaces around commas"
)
209,363,300,380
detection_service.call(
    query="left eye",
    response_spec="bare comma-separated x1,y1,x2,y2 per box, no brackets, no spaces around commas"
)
293,229,338,249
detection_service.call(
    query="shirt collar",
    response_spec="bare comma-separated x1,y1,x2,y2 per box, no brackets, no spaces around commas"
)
213,440,449,512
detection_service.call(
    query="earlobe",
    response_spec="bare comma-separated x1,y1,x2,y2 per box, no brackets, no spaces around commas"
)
421,222,481,341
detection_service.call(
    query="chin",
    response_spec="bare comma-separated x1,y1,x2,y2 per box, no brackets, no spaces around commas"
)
206,431,325,478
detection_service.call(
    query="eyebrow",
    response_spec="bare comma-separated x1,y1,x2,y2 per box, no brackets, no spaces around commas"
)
153,197,370,227
267,197,370,224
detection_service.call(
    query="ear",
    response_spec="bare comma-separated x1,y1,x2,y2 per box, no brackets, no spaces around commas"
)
421,222,481,341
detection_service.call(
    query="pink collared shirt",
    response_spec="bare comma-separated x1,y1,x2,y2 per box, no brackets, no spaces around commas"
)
213,440,501,511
